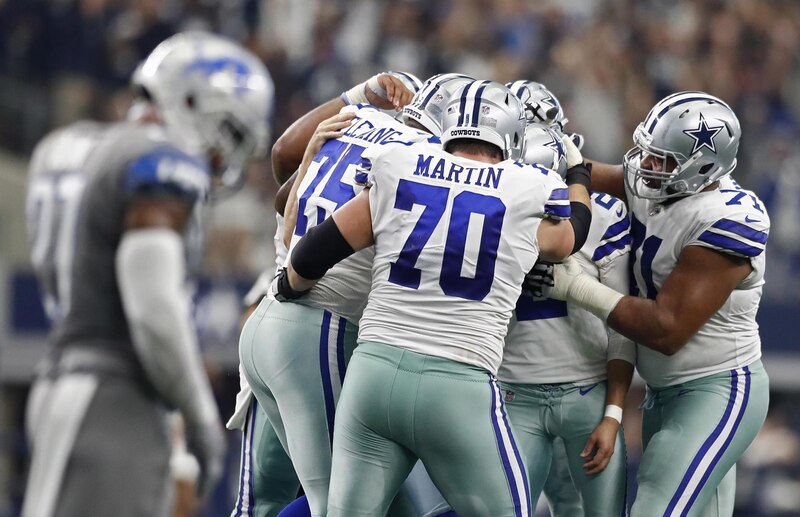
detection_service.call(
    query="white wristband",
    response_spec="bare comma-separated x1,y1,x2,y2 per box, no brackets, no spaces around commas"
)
604,404,623,424
342,81,369,105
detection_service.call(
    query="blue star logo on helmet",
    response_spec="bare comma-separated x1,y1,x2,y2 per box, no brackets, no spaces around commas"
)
682,113,723,154
543,131,565,164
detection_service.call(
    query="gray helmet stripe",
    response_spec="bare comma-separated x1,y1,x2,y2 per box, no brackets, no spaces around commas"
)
646,94,720,134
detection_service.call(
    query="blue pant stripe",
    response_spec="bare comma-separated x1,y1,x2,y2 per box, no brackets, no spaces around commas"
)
335,316,347,383
664,368,745,516
487,375,525,517
233,402,257,517
319,311,336,448
684,366,751,511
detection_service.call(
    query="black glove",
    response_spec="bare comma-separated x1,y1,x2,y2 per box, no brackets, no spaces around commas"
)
521,260,555,301
271,267,310,301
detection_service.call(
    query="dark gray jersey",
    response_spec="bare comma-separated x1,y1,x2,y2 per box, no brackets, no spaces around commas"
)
55,122,210,363
26,121,108,322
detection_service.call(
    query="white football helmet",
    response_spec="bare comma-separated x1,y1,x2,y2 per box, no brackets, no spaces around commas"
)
623,91,741,201
441,80,526,161
133,31,274,195
506,80,568,130
523,123,567,176
402,73,475,136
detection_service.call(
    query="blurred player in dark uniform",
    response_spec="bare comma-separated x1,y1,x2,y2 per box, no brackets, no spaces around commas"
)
22,31,274,517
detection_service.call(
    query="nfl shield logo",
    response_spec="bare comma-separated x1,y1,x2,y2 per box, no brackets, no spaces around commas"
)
504,390,515,402
481,105,490,115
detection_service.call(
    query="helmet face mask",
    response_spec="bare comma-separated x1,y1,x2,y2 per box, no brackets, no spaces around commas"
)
623,92,741,202
506,80,568,131
441,81,527,161
133,31,274,199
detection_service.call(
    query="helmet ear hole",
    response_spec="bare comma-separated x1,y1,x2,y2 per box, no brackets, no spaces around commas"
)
698,163,714,176
185,94,196,110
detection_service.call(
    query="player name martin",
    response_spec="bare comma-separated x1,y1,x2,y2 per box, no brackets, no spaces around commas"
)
413,154,503,189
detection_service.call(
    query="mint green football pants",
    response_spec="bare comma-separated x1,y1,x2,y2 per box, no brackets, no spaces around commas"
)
499,381,627,517
631,360,769,517
327,341,531,517
240,298,358,517
231,399,300,517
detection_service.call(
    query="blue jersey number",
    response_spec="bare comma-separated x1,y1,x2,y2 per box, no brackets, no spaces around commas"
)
295,140,367,237
630,214,662,300
388,179,506,301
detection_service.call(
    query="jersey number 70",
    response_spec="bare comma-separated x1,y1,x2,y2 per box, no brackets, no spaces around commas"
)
388,179,506,302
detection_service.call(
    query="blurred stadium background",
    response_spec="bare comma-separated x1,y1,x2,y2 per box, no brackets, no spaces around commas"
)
0,0,798,515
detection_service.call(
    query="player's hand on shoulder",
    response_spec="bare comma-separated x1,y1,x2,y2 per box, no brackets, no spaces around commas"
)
304,111,356,160
185,417,225,501
521,260,555,300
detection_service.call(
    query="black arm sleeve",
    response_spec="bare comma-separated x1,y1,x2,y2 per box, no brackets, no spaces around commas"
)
569,201,592,254
291,217,356,280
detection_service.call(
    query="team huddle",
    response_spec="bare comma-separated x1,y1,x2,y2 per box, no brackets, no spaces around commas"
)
23,30,770,517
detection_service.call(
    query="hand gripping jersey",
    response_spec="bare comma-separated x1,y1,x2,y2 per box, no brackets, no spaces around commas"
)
628,174,769,387
357,145,571,374
287,104,434,323
499,193,634,385
26,121,108,322
55,122,210,364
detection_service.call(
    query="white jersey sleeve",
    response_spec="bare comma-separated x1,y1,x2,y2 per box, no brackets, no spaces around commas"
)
498,193,633,385
358,144,561,374
627,175,769,387
286,105,432,324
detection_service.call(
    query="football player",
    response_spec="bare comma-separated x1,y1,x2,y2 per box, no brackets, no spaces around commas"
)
272,80,593,516
551,92,770,516
498,82,634,517
240,71,456,517
21,32,274,517
228,71,421,517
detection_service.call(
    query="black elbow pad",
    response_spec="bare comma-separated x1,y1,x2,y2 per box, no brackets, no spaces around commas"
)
569,202,592,254
291,217,356,280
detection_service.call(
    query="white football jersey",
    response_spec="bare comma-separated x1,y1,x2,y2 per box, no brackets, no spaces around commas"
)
628,174,769,387
358,144,570,374
287,104,433,324
499,193,635,385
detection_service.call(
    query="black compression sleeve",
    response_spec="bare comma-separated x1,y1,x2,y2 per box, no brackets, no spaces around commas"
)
569,201,592,254
291,217,356,280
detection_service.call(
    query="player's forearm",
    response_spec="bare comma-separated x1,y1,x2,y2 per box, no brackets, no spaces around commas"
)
271,97,346,184
607,296,686,356
585,160,625,200
116,229,219,428
275,170,297,217
605,358,633,408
